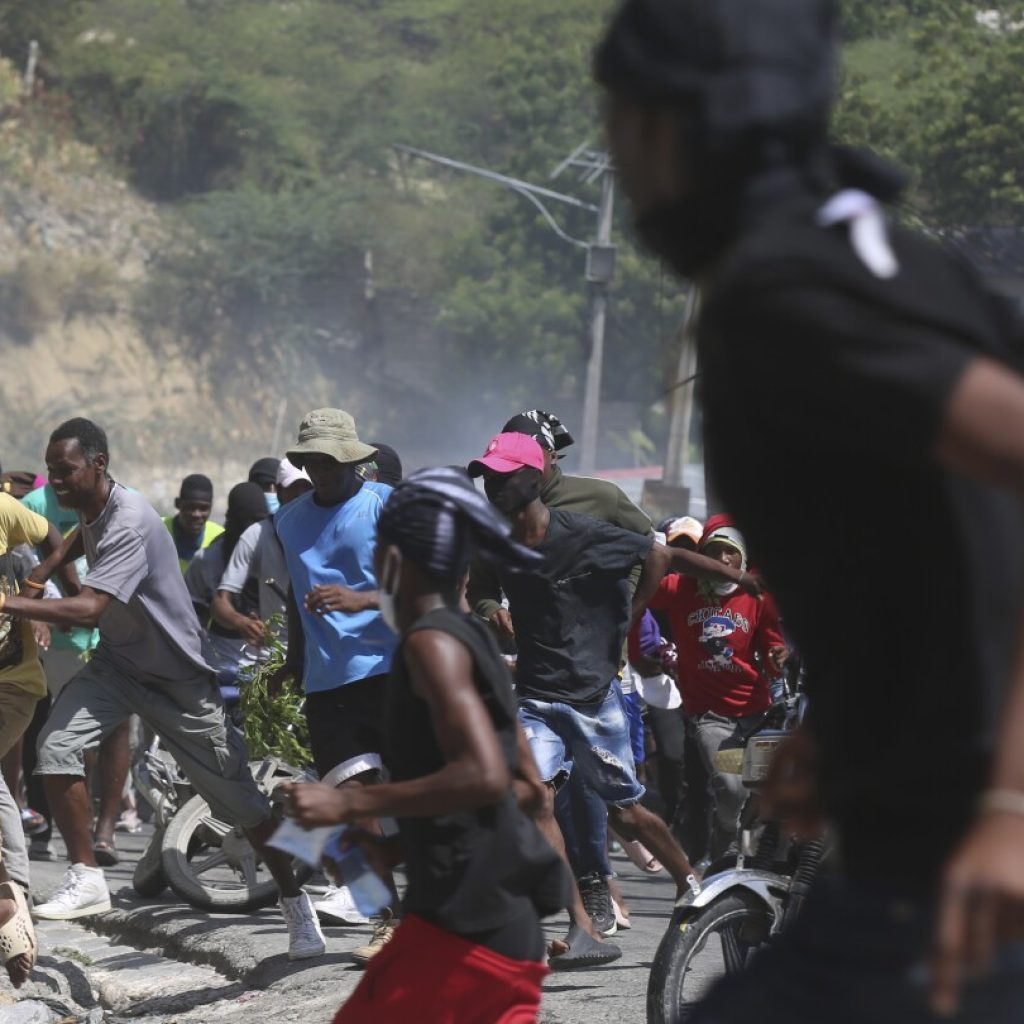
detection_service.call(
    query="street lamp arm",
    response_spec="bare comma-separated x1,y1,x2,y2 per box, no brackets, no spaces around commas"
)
506,184,590,249
393,142,601,246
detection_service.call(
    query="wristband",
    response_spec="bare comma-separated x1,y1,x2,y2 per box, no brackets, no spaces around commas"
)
978,789,1024,818
20,578,45,592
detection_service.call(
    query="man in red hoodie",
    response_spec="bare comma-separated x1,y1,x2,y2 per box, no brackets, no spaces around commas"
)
649,515,787,861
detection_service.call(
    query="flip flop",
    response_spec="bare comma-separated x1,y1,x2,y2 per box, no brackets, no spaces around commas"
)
20,808,47,837
93,838,120,867
622,840,662,874
0,881,37,987
612,898,632,931
547,925,622,971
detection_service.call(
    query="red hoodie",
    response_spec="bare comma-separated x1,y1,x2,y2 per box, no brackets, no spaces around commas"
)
649,574,785,717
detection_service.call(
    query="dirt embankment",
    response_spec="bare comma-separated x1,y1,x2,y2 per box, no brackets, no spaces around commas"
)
0,63,337,500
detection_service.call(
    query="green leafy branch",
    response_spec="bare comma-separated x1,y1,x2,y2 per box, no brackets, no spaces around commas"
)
240,617,312,769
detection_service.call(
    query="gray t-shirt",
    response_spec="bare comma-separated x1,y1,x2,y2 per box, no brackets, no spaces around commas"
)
218,519,288,624
81,483,212,678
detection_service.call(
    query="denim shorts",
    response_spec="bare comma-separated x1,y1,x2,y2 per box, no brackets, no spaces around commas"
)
518,684,645,807
620,687,646,765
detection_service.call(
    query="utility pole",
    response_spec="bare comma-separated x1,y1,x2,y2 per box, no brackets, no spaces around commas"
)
23,40,39,98
662,288,700,488
565,154,616,475
394,142,615,473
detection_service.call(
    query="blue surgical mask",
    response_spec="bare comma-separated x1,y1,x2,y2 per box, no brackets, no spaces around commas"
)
265,492,281,515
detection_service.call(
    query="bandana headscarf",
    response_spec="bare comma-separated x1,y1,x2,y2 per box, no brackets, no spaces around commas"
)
377,467,541,585
502,410,575,453
697,513,748,602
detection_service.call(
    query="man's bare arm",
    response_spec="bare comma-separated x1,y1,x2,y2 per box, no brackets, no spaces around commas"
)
631,543,671,629
631,542,760,629
30,526,84,593
666,546,760,593
4,586,109,629
931,357,1024,1013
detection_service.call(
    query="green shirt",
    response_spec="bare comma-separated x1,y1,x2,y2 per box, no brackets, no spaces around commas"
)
467,465,653,622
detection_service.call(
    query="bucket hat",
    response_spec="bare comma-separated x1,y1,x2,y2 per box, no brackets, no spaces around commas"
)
286,408,377,466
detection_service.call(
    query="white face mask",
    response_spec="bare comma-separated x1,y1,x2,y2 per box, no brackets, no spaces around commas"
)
378,550,401,634
711,580,740,598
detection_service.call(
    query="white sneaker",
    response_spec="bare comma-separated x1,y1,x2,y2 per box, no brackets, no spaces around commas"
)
33,864,111,920
312,885,371,925
280,891,326,960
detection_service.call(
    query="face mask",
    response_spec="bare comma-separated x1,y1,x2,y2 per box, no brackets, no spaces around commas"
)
485,471,541,517
265,492,280,515
378,549,401,634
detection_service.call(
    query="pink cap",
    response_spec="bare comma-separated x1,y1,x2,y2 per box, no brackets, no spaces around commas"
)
468,432,546,476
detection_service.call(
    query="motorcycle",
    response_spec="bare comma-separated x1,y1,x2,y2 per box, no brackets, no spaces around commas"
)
647,682,828,1023
132,663,314,912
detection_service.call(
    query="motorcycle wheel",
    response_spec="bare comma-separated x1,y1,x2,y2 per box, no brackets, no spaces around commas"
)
647,892,773,1024
161,761,312,914
132,827,168,898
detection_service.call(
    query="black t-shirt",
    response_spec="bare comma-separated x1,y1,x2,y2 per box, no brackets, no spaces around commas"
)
698,201,1024,887
385,607,570,954
497,509,654,705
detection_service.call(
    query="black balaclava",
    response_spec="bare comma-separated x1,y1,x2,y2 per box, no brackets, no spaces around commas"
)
594,0,904,277
222,481,269,559
378,467,540,585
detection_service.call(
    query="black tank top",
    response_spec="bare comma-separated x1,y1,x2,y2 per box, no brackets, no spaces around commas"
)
386,606,569,954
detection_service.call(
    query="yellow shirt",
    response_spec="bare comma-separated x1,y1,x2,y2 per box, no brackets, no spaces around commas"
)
0,493,50,696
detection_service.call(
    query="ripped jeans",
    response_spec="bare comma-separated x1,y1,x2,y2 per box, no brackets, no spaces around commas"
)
518,684,646,807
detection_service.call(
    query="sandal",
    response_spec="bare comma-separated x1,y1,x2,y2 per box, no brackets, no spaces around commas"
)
0,881,37,987
622,840,662,874
93,838,120,867
20,808,47,836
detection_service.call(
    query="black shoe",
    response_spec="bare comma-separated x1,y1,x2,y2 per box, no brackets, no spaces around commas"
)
579,872,617,937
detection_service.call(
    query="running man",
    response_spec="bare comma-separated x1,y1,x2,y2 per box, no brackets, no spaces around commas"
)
3,419,324,960
287,467,570,1023
271,409,399,951
597,0,1024,1017
469,432,759,967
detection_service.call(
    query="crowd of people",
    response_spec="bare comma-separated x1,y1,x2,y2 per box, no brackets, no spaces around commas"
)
5,0,1024,1020
0,400,775,1017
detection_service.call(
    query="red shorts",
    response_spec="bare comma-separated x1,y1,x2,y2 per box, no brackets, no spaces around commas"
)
333,914,548,1024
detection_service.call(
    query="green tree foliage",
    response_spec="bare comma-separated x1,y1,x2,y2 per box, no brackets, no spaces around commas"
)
20,1,1024,454
0,1,85,68
839,2,1024,223
37,0,680,431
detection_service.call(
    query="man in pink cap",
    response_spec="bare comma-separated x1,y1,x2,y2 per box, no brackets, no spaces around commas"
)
468,433,759,968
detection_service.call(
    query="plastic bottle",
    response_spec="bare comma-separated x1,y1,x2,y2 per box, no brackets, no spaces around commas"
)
324,829,391,916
